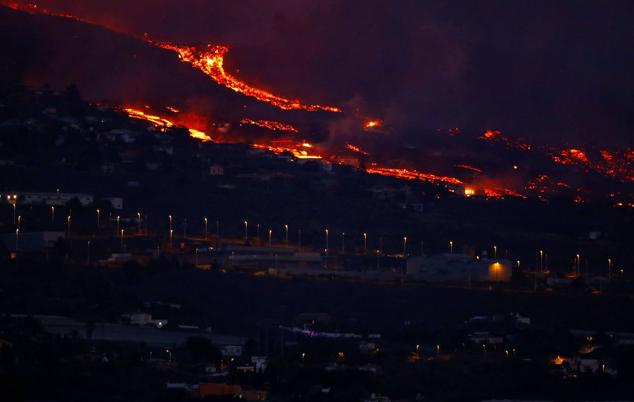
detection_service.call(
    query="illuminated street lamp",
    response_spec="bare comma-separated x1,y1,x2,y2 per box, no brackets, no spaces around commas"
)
168,214,173,232
493,245,497,259
116,215,121,235
244,220,248,241
516,260,521,270
120,229,125,250
51,206,55,224
539,250,544,272
268,229,272,248
67,215,71,237
15,228,19,252
575,254,581,275
7,194,17,225
449,240,453,254
284,224,289,244
169,229,174,247
403,236,408,258
17,215,21,230
608,258,613,280
341,232,346,254
96,208,100,228
363,233,367,254
137,212,142,233
325,229,329,254
203,217,208,239
256,223,260,240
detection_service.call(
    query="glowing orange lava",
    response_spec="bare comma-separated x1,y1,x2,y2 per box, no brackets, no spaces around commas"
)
154,42,341,113
240,118,299,133
346,144,369,155
123,107,212,142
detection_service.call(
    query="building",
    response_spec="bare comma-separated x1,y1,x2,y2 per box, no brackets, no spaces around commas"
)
209,164,224,176
3,191,93,207
1,231,65,252
406,254,512,282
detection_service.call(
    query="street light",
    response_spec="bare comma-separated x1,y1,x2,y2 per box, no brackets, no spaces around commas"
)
116,215,121,234
363,233,367,254
449,240,453,254
67,215,71,237
403,236,408,258
169,229,174,247
244,220,248,241
137,212,142,233
539,250,544,272
493,245,497,259
96,208,100,228
203,217,208,239
15,228,19,252
608,258,613,280
575,254,581,275
168,214,173,231
268,229,272,248
341,232,346,254
51,206,55,224
284,224,289,244
120,229,125,250
17,215,21,230
325,229,329,254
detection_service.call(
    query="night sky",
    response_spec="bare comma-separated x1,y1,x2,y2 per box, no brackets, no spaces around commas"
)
3,0,634,146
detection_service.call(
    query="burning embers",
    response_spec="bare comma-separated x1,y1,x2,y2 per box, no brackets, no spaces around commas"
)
154,42,341,113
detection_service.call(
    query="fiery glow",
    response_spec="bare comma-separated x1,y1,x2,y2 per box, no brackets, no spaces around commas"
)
251,143,322,159
154,42,341,113
364,119,382,130
123,107,212,141
124,108,174,128
366,167,463,186
346,144,369,155
464,187,475,197
455,164,483,173
240,118,299,133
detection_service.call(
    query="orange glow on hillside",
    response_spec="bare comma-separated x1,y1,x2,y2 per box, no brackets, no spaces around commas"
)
240,118,299,133
154,42,341,113
123,107,212,142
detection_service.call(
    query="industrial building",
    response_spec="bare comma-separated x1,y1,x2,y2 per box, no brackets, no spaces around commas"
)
406,253,512,283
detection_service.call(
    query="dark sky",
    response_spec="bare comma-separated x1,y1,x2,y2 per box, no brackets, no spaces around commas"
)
9,0,634,146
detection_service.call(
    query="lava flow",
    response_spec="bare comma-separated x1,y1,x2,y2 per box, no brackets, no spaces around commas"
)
124,107,213,142
240,118,299,133
154,42,341,113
